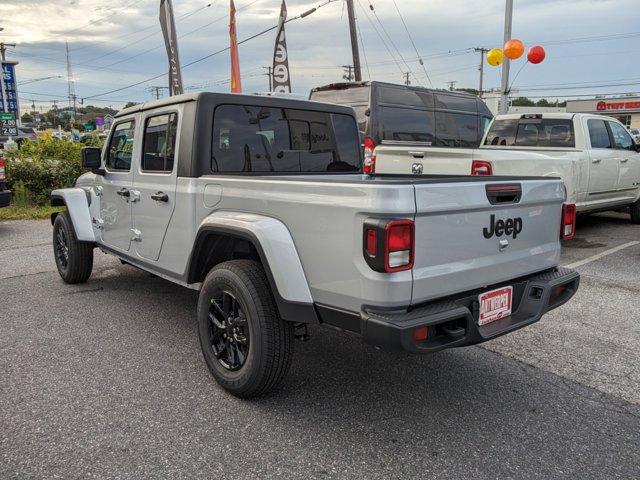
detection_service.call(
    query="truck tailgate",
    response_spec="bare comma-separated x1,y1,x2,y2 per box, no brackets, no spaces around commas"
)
411,178,565,305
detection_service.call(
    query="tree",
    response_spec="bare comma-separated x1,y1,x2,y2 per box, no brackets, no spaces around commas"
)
21,113,33,124
511,97,535,107
536,99,551,107
456,88,480,96
124,101,139,108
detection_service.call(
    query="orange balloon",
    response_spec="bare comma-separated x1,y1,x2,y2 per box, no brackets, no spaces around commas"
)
504,39,525,60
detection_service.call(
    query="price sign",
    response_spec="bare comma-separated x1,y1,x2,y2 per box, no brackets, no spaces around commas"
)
0,112,18,136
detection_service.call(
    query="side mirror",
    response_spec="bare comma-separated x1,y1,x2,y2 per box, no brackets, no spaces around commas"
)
81,147,104,174
635,143,640,153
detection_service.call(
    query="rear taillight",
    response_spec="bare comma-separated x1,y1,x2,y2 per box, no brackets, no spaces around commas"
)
363,218,415,272
0,155,5,181
561,203,577,240
471,160,492,175
363,136,376,174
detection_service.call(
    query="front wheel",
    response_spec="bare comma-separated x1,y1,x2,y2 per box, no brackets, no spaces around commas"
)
197,260,294,398
53,211,94,284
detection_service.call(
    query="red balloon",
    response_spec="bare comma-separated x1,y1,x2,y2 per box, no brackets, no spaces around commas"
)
527,45,545,64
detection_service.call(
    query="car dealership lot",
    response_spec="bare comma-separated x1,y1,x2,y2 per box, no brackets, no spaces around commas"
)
1,216,639,479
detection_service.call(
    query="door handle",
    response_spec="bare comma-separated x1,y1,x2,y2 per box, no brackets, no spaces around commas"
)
151,191,169,202
409,151,425,158
620,158,629,163
116,188,130,197
592,158,602,164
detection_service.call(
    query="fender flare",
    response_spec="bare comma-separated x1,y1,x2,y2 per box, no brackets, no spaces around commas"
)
50,188,95,242
189,211,318,323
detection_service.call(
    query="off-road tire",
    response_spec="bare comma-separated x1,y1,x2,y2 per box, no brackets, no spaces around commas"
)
630,200,640,224
197,259,294,398
53,211,94,284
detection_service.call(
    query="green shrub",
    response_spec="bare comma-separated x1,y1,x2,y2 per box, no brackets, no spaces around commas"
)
4,137,87,205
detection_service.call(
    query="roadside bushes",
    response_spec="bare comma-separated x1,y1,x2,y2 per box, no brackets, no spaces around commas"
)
4,136,98,205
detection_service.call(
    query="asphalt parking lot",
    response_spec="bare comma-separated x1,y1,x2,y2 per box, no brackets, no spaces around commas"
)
1,214,639,479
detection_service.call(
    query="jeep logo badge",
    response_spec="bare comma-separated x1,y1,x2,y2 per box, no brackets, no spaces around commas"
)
483,214,523,239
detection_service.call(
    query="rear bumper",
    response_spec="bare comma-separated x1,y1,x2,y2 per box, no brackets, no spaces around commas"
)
0,189,11,208
360,267,580,353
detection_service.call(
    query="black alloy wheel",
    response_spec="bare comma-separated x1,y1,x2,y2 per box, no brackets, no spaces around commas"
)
208,290,250,371
55,227,69,269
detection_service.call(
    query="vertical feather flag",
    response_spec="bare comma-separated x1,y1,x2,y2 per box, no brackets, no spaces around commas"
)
272,0,291,92
159,0,183,96
229,0,242,93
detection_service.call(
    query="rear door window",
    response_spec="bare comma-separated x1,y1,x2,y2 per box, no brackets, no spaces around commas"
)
484,118,575,147
378,106,434,144
141,113,178,173
211,105,360,173
587,119,611,149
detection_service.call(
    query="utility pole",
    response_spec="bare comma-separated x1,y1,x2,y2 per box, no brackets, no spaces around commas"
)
473,47,489,95
65,41,77,125
499,0,513,114
262,66,273,91
345,0,362,82
0,42,16,61
403,72,411,86
342,65,354,82
447,81,457,91
148,85,169,100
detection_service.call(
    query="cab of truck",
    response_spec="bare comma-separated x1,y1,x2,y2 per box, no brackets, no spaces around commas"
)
309,81,493,174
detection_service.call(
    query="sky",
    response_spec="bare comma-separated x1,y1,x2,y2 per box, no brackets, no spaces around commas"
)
1,0,639,112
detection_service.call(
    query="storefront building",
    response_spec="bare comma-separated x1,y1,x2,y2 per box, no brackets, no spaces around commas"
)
565,96,640,130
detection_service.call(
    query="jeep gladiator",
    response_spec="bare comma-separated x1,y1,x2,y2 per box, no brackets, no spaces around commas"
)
51,93,579,397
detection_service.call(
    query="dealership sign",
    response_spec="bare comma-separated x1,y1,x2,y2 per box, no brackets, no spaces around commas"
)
596,100,640,112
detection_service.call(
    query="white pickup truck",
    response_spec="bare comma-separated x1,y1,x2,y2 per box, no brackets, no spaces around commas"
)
373,112,640,223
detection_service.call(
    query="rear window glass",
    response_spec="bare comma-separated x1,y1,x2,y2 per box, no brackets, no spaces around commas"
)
484,118,575,147
379,86,434,108
211,105,360,173
435,112,478,148
310,86,370,104
379,106,434,144
435,94,478,112
587,119,611,148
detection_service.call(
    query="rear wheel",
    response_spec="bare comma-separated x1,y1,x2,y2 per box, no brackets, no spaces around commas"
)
630,200,640,224
197,260,294,398
53,211,94,284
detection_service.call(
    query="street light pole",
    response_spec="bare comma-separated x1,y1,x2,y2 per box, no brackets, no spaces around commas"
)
499,0,513,114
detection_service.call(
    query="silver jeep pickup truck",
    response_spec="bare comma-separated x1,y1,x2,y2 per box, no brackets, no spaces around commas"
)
51,93,579,397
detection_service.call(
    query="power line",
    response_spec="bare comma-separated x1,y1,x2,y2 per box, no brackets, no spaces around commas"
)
367,1,418,85
390,0,432,86
354,5,371,80
82,0,340,100
354,0,403,76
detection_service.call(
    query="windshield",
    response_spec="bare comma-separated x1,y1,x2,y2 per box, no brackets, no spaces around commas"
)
484,118,575,148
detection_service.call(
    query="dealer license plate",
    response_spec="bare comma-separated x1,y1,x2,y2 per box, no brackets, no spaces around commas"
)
478,286,513,326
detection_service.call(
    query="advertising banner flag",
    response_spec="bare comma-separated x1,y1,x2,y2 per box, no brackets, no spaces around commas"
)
229,0,242,93
272,0,291,92
159,0,184,96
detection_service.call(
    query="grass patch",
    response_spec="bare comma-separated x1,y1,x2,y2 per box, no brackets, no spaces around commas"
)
0,204,64,221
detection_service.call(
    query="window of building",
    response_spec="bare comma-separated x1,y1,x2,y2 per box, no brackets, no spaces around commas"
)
587,119,611,149
211,105,360,173
106,120,135,171
142,113,178,172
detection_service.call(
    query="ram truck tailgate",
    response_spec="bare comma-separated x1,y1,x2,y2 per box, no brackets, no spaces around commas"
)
411,178,565,305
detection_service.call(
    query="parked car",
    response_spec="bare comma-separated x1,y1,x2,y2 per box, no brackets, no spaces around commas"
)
0,149,10,208
309,81,493,174
51,92,579,397
366,112,640,223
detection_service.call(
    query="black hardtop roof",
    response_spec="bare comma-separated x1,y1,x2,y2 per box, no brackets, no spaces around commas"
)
115,91,357,118
310,81,478,98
